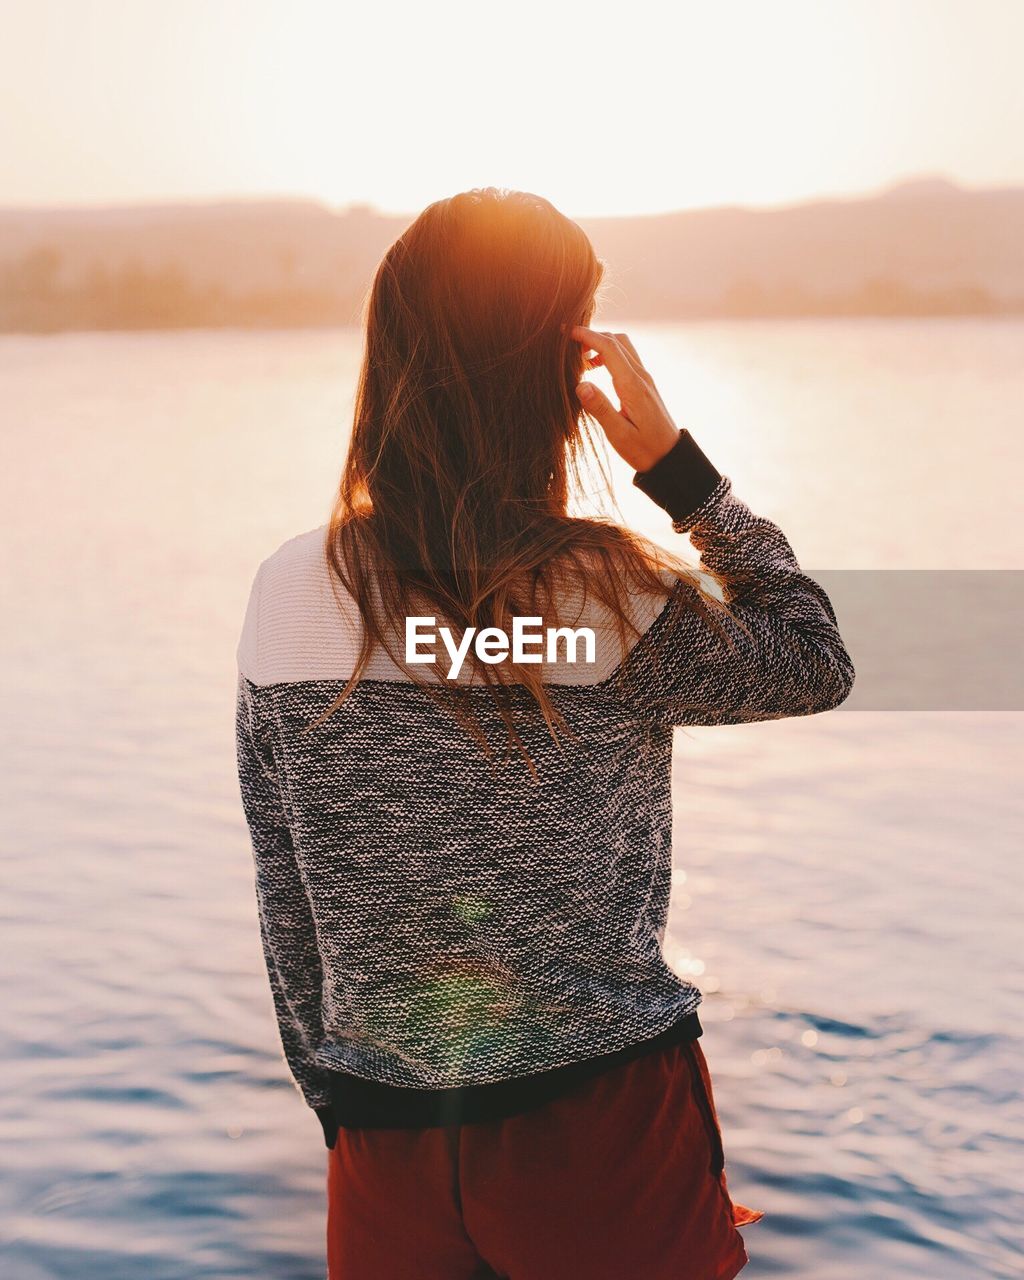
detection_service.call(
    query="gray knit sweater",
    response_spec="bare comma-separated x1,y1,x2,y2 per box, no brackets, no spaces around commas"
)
234,431,854,1114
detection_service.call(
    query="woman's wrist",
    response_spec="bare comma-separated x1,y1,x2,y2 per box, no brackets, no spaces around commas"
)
632,426,685,473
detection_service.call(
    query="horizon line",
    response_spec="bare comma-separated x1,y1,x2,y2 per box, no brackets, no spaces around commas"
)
2,171,1022,222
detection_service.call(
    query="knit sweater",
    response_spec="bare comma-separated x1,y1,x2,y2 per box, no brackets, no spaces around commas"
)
234,429,855,1145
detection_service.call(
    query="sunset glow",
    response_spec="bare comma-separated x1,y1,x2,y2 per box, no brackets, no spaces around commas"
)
4,0,1023,215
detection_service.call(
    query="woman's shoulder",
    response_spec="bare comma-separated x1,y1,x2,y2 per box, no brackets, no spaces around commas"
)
237,524,368,687
257,523,331,582
543,522,681,617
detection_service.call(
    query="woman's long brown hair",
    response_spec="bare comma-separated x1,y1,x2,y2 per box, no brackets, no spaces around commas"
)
314,187,731,777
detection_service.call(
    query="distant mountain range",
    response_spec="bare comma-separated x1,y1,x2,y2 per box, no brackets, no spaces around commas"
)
1,176,1022,331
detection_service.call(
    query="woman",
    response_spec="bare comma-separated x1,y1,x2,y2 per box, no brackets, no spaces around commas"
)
235,187,854,1279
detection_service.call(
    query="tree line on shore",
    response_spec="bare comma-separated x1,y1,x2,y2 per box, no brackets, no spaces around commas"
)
2,244,1017,333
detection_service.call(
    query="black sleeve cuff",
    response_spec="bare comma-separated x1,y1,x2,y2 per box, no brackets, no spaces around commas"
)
316,1103,339,1151
632,430,723,525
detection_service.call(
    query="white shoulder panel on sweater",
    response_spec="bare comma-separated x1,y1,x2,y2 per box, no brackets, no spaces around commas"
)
237,524,675,688
237,525,373,686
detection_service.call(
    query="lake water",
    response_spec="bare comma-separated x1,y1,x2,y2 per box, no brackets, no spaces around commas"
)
0,320,1021,1278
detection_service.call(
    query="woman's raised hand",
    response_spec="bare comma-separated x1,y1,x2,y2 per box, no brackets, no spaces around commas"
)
569,326,681,473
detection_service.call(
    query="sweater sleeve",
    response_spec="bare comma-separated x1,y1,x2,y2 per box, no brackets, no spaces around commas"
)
235,671,335,1112
620,430,855,726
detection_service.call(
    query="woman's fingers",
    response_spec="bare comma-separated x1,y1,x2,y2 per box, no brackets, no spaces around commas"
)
612,332,650,379
568,324,681,472
562,322,604,368
574,382,640,457
571,326,649,382
570,326,646,392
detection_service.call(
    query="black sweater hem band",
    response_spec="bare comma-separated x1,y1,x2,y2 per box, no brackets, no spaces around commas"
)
315,1009,702,1147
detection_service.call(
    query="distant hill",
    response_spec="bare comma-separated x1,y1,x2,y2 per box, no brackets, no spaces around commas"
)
1,177,1022,331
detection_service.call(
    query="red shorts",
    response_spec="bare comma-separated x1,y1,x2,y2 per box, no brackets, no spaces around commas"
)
326,1037,764,1279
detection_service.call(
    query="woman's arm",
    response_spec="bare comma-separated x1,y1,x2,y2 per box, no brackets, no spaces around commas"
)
622,432,855,726
235,672,335,1118
571,327,854,726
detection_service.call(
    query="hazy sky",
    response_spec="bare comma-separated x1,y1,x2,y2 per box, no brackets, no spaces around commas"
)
3,0,1022,216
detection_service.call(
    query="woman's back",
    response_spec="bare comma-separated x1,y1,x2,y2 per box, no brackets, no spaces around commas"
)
235,444,854,1104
